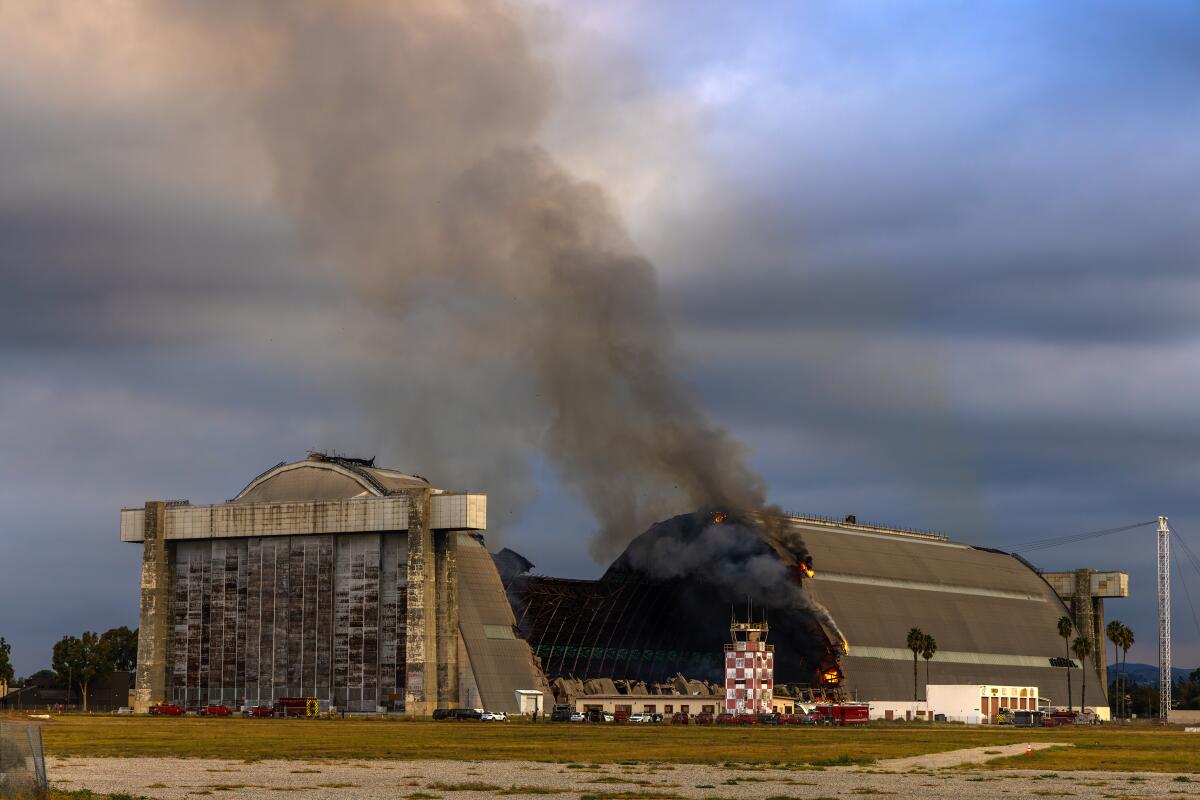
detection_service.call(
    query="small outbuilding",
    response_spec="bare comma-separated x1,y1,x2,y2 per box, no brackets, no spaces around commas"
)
514,689,543,717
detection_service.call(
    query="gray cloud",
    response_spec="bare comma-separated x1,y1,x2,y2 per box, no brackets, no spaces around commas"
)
562,0,1200,664
2,0,1199,675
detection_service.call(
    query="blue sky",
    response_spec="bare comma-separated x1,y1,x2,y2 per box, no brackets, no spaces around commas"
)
1,1,1198,676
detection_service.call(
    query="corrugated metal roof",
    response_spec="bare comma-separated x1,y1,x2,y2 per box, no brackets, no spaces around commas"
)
794,520,1102,703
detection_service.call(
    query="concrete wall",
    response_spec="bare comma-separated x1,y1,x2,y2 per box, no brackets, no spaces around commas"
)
134,501,170,712
120,493,486,542
868,700,932,722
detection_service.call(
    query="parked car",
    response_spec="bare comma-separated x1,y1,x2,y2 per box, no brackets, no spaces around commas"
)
613,710,629,723
482,711,509,721
148,703,184,716
602,712,615,723
200,704,232,717
628,713,650,723
671,712,689,724
115,707,134,715
550,704,573,722
243,705,272,718
570,712,585,722
716,713,737,725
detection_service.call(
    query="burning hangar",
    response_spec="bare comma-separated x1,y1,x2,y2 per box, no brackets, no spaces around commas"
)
123,456,1117,714
506,510,1115,711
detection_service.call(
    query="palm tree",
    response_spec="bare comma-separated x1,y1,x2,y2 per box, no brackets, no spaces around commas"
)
1072,635,1093,712
921,634,938,705
1057,615,1074,712
907,627,925,703
1106,620,1122,716
1118,624,1135,718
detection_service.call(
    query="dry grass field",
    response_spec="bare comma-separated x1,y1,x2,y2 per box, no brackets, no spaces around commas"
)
28,716,1200,772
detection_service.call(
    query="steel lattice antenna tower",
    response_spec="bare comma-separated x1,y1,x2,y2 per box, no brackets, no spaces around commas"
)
1157,515,1171,723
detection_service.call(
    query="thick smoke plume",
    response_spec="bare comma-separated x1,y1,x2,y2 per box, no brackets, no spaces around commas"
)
617,511,848,653
155,1,765,559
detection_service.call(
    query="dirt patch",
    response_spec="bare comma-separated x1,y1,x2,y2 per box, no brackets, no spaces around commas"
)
47,756,1200,800
878,742,1073,770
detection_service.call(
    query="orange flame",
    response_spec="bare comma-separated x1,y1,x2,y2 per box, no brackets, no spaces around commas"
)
711,512,728,524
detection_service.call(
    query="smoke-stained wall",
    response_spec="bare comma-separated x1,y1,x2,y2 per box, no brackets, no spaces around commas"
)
170,533,409,712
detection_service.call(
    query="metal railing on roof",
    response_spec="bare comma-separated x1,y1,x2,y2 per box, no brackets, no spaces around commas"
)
781,512,950,542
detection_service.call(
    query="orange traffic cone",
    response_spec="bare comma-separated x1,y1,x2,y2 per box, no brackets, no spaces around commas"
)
1025,743,1032,757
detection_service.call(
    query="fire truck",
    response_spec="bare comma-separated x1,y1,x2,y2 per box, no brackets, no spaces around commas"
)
814,703,869,726
271,697,321,718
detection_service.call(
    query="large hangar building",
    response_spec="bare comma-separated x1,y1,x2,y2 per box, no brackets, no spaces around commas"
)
122,454,545,714
123,457,1118,716
795,516,1112,705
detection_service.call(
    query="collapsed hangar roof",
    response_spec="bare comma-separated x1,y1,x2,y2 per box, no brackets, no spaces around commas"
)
232,453,431,503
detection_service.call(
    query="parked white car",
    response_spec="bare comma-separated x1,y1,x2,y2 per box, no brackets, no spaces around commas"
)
570,712,585,722
628,713,651,723
482,711,509,721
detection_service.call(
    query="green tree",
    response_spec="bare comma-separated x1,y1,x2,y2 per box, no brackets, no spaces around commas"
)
906,627,925,703
52,631,113,712
1057,615,1074,712
1106,620,1123,716
99,626,138,673
1072,634,1093,712
921,633,937,704
0,637,13,685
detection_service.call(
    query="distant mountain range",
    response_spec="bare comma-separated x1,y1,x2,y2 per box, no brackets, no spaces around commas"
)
1106,662,1197,686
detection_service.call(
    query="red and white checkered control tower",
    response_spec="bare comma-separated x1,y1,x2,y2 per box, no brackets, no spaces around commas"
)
724,613,774,714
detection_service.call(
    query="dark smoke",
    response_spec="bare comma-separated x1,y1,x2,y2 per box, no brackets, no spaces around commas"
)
610,510,846,669
156,0,765,560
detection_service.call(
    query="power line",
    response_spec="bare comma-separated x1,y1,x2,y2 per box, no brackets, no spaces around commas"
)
1170,526,1200,579
1170,535,1200,639
1010,520,1158,554
1169,527,1200,638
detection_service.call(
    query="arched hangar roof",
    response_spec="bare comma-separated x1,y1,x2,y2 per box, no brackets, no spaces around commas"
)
794,516,1101,705
233,453,430,504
